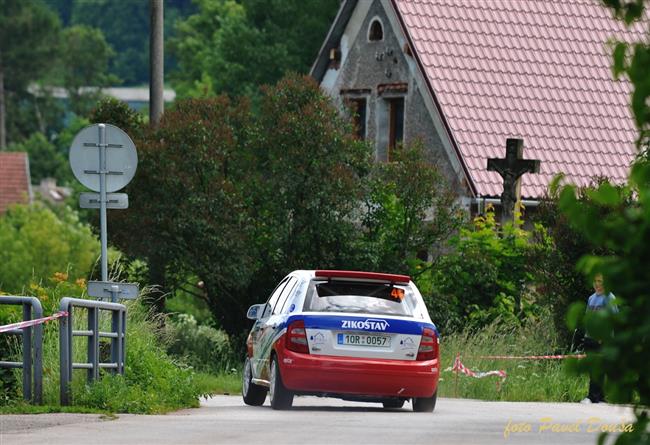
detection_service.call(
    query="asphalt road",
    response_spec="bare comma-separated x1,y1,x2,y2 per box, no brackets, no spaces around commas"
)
0,396,636,445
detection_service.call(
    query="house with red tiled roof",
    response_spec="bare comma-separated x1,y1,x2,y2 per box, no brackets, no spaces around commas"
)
311,0,645,211
0,152,32,214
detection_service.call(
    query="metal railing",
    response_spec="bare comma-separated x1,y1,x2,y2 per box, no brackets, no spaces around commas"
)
59,297,126,405
0,296,43,404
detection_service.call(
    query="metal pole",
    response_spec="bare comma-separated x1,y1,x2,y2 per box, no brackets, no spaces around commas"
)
32,300,43,405
99,124,108,282
59,302,71,406
121,309,127,375
149,0,164,127
111,306,119,374
22,304,32,402
88,307,99,382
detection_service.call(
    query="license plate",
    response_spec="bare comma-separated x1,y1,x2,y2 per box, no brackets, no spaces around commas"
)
337,333,391,348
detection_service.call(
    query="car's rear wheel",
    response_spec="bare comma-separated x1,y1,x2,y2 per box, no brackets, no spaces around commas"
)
412,391,437,412
269,356,293,410
242,357,267,406
382,399,405,409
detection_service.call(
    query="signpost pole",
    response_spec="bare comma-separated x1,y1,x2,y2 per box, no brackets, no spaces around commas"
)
70,123,138,303
98,124,108,282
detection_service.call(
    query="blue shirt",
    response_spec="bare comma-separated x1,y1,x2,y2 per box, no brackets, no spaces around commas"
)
587,292,617,312
585,292,617,339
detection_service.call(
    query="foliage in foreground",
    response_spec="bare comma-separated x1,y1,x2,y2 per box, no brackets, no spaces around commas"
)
561,163,650,445
560,1,650,443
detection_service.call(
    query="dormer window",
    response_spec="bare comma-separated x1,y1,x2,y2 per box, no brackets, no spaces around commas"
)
369,19,383,41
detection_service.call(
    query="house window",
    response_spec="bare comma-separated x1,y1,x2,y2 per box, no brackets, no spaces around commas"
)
369,19,383,41
387,97,404,160
348,98,367,139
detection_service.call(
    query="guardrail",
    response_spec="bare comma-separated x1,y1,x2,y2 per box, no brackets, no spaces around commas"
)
0,296,43,404
59,297,126,405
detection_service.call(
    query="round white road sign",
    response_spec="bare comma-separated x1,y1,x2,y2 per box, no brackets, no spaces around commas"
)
69,123,138,192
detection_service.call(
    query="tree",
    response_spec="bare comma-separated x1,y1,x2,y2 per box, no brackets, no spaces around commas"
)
0,0,61,148
359,142,463,275
0,204,99,295
92,74,464,338
59,25,118,116
91,75,371,335
561,167,650,445
249,74,370,274
605,0,650,155
69,0,150,86
91,94,255,330
7,133,69,183
170,0,339,98
66,0,195,86
241,0,340,77
416,206,550,333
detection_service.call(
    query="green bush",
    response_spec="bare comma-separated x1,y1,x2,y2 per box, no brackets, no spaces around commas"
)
419,206,550,333
68,303,203,413
1,271,205,412
166,314,236,374
357,142,463,274
0,204,98,296
31,297,205,413
7,133,70,183
560,163,650,444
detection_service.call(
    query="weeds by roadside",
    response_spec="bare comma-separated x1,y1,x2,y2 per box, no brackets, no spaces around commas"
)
4,293,208,414
437,314,587,402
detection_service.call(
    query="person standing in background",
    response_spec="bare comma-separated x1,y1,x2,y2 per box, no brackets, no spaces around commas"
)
581,273,617,404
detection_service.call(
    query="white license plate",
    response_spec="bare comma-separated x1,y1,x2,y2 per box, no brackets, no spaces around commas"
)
337,333,391,347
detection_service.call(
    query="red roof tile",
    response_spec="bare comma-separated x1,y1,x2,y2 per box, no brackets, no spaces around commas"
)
393,0,645,198
0,152,32,214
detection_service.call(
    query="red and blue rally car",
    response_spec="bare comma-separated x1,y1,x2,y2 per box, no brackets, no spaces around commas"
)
242,270,440,411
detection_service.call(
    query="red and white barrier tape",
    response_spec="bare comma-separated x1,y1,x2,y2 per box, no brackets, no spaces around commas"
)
474,354,586,360
452,355,507,380
0,311,68,334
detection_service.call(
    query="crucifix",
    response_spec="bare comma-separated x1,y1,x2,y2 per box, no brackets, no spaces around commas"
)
487,138,541,224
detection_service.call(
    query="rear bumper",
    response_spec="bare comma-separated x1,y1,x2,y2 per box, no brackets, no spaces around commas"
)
276,344,439,398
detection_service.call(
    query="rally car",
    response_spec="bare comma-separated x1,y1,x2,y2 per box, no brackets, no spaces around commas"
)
242,270,440,411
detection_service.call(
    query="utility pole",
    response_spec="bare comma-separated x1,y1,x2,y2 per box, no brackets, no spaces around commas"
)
149,0,164,128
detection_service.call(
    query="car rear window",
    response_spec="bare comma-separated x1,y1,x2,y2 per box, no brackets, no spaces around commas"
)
303,280,415,317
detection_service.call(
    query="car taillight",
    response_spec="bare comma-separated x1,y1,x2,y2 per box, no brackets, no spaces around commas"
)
416,327,438,361
286,320,310,354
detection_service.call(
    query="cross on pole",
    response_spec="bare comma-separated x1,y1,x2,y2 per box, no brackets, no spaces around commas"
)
487,138,540,225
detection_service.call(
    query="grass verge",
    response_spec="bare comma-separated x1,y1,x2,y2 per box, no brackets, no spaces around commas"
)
6,298,208,414
437,316,587,402
194,371,241,396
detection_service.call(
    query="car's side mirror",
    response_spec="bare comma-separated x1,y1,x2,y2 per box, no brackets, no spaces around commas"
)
247,303,266,320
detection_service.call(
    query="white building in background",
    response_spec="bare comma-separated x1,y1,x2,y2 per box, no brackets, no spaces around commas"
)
29,85,176,111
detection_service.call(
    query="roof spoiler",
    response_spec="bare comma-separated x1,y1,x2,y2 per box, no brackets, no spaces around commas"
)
315,270,411,284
